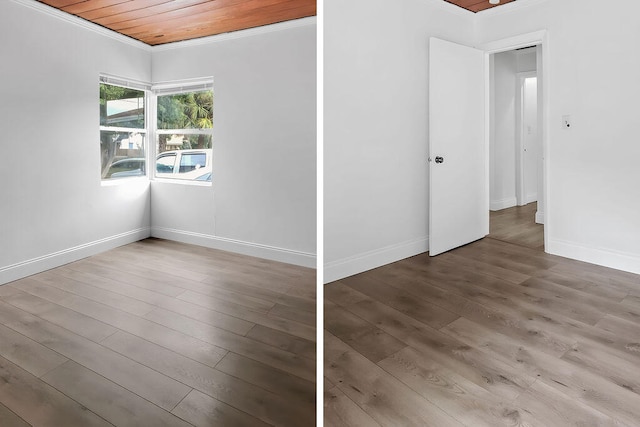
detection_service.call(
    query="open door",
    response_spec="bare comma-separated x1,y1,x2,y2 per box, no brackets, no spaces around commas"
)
429,37,488,256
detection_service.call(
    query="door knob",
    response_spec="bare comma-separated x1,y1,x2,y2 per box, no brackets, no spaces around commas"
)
435,156,444,164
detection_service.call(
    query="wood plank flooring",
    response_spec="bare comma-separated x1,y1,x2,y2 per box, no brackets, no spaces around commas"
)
0,238,316,427
490,202,544,250
325,210,640,426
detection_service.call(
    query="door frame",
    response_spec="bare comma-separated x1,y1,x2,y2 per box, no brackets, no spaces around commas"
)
516,70,538,206
480,30,549,249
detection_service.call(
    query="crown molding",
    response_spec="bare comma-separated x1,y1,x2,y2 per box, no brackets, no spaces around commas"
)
152,16,317,52
10,0,152,51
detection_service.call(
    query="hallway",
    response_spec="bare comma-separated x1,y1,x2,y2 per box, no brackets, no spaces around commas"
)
490,202,543,250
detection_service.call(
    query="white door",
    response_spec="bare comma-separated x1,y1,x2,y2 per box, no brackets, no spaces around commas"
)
429,37,488,256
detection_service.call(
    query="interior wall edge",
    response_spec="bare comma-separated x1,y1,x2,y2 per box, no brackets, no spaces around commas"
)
323,236,429,284
546,238,640,276
0,228,151,286
151,227,316,269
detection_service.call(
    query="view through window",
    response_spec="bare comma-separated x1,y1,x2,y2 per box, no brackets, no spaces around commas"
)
100,82,146,179
156,89,213,182
100,78,213,183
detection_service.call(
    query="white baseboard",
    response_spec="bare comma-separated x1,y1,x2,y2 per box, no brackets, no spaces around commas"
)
324,236,429,284
0,228,151,286
490,197,517,211
546,238,640,275
151,227,316,269
535,210,544,224
525,193,538,204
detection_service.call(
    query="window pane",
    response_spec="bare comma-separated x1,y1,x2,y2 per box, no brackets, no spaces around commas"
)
157,91,213,130
156,153,176,173
155,137,212,181
158,134,212,152
100,131,145,179
179,153,207,173
100,84,145,128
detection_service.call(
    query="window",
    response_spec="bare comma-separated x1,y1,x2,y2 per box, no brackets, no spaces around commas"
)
99,77,148,180
155,84,213,182
98,76,212,183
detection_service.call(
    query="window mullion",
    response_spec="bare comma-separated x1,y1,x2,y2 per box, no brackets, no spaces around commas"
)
148,91,157,180
156,129,213,135
100,126,146,133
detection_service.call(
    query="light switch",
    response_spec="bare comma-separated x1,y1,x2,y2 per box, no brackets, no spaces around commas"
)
562,115,571,129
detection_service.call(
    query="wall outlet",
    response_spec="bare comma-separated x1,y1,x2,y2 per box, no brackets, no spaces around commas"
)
562,115,571,129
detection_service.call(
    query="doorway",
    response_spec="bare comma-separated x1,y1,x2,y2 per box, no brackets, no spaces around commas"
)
427,31,548,256
489,45,544,250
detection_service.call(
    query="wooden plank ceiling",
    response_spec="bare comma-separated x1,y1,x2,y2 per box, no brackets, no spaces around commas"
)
36,0,317,46
445,0,516,12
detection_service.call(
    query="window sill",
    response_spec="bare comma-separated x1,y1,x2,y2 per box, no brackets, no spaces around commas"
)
101,176,149,187
151,177,212,187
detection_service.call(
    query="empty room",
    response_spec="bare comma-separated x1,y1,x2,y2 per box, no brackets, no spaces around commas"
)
324,0,640,425
0,0,316,426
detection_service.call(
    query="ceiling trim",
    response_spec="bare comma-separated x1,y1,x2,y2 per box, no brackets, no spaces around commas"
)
10,0,152,51
152,16,316,52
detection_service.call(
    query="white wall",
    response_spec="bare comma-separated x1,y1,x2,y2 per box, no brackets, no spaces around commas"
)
490,48,538,211
324,0,475,282
151,21,317,268
490,51,518,210
522,76,538,203
517,48,537,72
478,0,640,274
517,48,539,210
326,0,640,280
0,1,152,285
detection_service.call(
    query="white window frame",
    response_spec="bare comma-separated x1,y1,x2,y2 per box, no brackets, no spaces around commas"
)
99,74,151,185
99,75,213,185
151,78,214,186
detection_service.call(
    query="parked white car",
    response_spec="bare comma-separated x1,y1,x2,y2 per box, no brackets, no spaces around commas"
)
107,149,212,181
156,149,212,180
106,158,145,178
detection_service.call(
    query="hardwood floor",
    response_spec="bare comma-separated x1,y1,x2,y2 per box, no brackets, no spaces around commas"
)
490,202,544,250
0,238,316,427
324,215,640,426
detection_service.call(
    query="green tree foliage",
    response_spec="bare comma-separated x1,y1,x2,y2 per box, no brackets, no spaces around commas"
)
99,85,213,178
157,91,213,130
157,91,213,152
